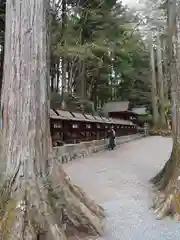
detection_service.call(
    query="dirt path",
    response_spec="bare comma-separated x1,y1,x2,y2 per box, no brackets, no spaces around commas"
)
65,136,180,240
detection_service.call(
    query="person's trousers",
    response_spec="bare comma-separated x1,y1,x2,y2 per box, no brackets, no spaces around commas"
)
108,137,115,150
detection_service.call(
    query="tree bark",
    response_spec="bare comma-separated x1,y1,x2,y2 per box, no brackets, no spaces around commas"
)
0,0,104,239
61,57,66,108
149,32,159,126
156,32,166,128
56,60,60,92
151,0,180,220
151,0,177,188
0,40,4,98
162,37,169,102
61,0,67,108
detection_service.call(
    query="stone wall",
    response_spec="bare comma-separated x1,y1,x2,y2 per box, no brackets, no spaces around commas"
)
53,134,143,164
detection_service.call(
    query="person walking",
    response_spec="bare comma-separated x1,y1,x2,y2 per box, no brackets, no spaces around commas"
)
108,126,116,150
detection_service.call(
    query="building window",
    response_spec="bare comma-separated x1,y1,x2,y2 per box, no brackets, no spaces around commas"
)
53,123,62,128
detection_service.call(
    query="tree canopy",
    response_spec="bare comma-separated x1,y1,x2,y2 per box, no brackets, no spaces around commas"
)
0,0,150,112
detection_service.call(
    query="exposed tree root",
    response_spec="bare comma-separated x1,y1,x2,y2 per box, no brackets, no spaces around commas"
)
150,164,166,185
152,190,180,220
149,128,171,137
150,147,175,190
154,193,174,220
151,191,166,210
0,180,67,240
152,180,180,220
150,140,180,220
50,163,105,237
58,167,105,220
0,163,105,240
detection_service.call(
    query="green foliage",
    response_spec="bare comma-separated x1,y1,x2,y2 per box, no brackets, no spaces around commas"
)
50,91,95,113
0,0,150,110
49,0,150,110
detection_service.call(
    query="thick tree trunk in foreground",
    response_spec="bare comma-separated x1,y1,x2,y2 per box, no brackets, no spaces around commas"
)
151,0,177,187
0,1,104,239
151,0,180,220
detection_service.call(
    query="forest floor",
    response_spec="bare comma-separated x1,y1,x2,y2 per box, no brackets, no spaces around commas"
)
65,136,180,240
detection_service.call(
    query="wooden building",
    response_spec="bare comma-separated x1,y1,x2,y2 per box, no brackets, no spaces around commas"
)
102,101,137,122
50,108,137,146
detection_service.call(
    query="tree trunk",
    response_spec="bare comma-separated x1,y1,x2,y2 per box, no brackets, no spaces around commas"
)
151,0,180,220
149,32,159,126
75,60,83,97
67,58,78,95
156,32,166,128
61,0,67,108
0,40,4,98
56,60,60,92
61,57,66,108
151,0,177,188
0,0,104,239
162,37,169,102
80,61,86,99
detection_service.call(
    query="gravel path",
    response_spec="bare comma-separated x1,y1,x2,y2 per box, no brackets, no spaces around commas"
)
65,136,180,240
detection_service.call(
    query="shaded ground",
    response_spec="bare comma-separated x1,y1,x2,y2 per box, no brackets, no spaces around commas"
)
65,136,180,240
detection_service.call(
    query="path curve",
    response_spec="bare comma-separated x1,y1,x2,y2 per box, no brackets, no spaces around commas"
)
65,136,180,240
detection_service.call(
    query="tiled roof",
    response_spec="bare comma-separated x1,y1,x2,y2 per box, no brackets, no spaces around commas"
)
103,101,129,114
